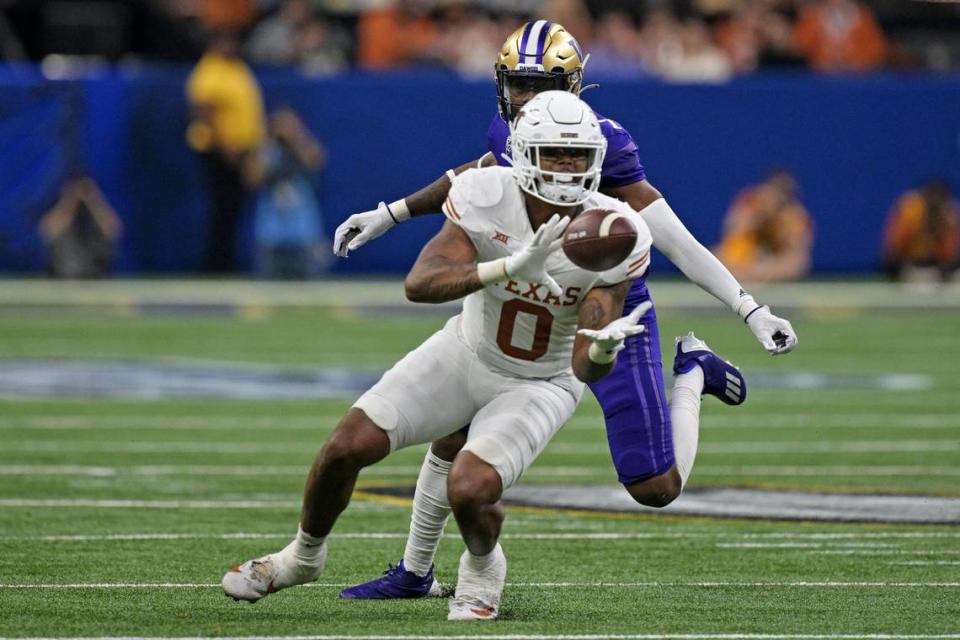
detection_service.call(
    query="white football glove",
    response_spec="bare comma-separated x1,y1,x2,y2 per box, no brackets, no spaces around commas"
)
502,214,570,297
745,305,798,355
577,301,653,363
333,202,394,257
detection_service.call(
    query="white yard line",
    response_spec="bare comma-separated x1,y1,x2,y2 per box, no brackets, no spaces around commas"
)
1,582,958,589
2,636,960,640
547,441,960,454
2,635,960,640
3,464,960,478
0,416,342,430
717,543,897,549
1,413,958,431
693,466,960,477
0,465,605,478
888,561,960,566
738,532,960,539
4,441,331,453
809,550,960,555
4,439,960,455
0,499,303,509
564,415,960,430
3,532,959,543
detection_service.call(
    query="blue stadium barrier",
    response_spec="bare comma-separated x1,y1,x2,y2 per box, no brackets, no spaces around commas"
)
1,65,958,275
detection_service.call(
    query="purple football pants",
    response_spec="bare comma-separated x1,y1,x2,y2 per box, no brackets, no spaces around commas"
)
587,281,675,485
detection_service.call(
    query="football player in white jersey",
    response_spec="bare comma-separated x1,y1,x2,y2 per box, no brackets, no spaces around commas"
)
223,92,655,620
336,20,796,601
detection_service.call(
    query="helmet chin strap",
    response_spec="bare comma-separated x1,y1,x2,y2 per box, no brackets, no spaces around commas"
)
577,54,597,94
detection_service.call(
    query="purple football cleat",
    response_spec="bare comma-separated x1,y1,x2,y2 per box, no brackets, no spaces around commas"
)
339,560,442,600
673,332,746,406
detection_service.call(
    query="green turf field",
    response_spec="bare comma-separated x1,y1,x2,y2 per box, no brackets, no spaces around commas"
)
0,280,958,638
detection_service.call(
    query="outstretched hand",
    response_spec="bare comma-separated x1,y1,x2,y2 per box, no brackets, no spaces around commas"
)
333,202,394,257
745,305,798,355
577,300,653,356
503,214,570,297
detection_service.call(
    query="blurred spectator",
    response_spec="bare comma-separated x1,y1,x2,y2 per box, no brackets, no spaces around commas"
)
246,108,327,280
792,0,888,72
883,179,960,283
0,0,26,61
539,0,593,49
39,175,122,279
186,32,267,273
196,0,257,34
714,170,814,282
296,14,350,76
660,17,733,82
585,11,648,79
356,0,437,70
714,2,763,73
637,5,683,75
756,8,808,69
245,0,312,65
431,4,501,79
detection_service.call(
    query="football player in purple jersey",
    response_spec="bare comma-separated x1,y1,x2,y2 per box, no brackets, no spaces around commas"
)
333,20,797,600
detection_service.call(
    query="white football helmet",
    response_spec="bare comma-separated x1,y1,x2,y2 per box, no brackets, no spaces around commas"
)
509,90,606,207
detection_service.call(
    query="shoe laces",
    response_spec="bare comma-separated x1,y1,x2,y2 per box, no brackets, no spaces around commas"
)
382,563,403,577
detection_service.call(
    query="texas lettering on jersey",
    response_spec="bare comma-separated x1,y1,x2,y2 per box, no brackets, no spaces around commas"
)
502,279,582,307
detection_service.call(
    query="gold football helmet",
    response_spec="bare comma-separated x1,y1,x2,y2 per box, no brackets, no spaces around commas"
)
495,20,586,121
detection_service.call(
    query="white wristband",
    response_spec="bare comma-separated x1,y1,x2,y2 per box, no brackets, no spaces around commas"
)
477,258,508,286
735,293,761,321
384,199,411,223
587,342,618,364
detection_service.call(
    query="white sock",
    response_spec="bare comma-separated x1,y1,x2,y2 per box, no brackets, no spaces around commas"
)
402,450,453,577
286,526,326,566
670,365,704,488
464,544,501,573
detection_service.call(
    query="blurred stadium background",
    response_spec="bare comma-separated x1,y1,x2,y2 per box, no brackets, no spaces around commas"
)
1,0,958,638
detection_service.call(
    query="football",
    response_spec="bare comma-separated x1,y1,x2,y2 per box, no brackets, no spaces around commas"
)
562,208,638,272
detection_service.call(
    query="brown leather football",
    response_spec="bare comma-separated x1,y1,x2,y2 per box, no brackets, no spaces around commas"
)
562,208,638,272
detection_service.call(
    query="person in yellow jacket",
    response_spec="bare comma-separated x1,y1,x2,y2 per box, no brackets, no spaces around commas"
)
883,179,960,282
186,32,266,272
715,170,814,282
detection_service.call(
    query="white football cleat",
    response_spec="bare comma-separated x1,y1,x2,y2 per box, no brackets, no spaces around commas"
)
447,544,506,621
222,542,326,603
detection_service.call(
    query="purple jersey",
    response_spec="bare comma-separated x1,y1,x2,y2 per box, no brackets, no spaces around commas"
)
485,112,647,189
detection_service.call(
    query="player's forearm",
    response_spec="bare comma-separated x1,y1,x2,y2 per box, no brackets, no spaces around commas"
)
572,341,616,382
571,295,618,383
404,257,485,303
403,155,493,218
642,198,750,313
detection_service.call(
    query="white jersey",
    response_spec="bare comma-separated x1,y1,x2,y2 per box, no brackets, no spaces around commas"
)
441,166,652,379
